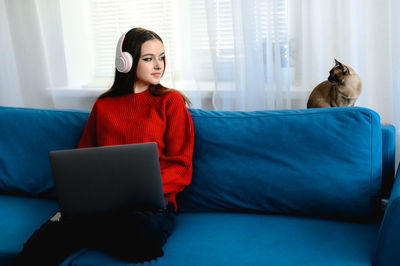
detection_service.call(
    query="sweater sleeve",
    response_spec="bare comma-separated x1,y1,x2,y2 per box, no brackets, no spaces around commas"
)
77,102,98,148
160,93,194,204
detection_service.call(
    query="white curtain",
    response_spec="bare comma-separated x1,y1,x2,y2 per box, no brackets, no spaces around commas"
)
288,0,398,123
0,0,68,109
179,0,290,111
0,0,22,107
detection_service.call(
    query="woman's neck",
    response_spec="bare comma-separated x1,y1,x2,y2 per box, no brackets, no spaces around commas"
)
133,82,149,94
134,87,148,94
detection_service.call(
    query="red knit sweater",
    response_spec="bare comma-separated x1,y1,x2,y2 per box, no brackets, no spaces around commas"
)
77,89,194,210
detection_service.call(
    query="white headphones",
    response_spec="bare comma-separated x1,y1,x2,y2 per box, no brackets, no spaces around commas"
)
115,32,133,73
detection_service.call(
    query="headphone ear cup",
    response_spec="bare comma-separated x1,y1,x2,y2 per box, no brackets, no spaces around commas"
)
115,56,126,73
122,52,133,73
116,52,133,73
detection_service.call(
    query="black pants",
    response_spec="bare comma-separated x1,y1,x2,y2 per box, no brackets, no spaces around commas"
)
14,205,175,266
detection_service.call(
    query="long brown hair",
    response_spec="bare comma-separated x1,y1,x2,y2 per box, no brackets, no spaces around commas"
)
98,27,191,106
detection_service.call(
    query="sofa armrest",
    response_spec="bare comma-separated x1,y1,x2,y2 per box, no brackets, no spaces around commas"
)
374,165,400,266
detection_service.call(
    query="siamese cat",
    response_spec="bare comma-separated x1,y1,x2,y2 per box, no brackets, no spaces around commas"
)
307,59,362,108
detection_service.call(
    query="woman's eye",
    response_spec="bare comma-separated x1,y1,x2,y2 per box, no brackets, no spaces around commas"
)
143,58,152,62
160,56,165,61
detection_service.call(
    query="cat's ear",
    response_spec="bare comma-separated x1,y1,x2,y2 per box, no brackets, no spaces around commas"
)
343,65,350,75
335,59,345,70
335,59,344,68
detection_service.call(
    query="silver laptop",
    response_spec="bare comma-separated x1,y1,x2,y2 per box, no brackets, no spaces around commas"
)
49,142,165,217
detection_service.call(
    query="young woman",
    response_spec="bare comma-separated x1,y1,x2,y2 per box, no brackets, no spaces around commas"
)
15,27,194,265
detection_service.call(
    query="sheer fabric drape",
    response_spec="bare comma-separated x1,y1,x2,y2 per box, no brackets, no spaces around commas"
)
0,0,67,108
181,0,290,111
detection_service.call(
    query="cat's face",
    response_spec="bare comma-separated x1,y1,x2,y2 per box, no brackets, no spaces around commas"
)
328,59,350,85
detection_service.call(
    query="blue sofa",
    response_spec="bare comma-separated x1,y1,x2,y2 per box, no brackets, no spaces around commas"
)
0,105,399,265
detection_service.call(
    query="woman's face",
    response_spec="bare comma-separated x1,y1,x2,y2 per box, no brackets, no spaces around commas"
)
134,39,165,93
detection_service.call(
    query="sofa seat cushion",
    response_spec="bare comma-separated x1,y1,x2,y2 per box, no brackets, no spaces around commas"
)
0,194,59,265
68,212,379,265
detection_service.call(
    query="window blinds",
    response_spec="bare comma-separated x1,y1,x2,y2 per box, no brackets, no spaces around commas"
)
89,0,177,82
88,0,287,84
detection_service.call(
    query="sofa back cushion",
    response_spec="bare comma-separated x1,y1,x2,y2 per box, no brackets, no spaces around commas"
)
0,106,383,220
179,107,382,220
0,106,89,195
